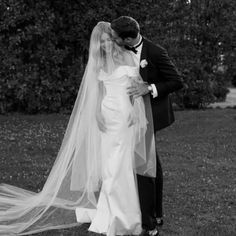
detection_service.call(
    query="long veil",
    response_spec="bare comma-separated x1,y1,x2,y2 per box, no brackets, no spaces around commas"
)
0,22,156,235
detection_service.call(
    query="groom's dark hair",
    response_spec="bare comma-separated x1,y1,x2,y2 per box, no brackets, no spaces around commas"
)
111,16,140,39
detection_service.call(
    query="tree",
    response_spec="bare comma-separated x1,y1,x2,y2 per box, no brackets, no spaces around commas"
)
0,0,235,113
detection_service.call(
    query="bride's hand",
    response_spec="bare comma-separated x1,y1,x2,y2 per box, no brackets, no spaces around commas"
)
129,95,134,106
127,112,137,127
96,111,107,132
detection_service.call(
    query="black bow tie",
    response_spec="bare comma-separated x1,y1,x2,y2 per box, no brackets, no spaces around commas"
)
124,38,143,54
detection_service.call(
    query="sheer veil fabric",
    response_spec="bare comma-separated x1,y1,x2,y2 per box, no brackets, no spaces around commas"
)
0,22,156,235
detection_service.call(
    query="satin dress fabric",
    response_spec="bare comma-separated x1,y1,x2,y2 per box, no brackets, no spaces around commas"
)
76,66,142,236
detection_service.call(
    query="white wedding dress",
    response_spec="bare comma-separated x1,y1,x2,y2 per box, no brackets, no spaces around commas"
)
75,65,143,236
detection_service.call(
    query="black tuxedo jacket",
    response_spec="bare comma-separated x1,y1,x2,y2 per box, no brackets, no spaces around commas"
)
139,38,183,131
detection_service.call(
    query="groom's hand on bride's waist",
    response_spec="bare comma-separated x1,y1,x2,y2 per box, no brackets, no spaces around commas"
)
127,81,150,99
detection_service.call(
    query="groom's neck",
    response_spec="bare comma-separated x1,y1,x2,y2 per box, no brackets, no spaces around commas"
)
129,34,141,47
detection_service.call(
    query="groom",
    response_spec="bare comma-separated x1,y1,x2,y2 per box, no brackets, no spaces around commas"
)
111,16,183,235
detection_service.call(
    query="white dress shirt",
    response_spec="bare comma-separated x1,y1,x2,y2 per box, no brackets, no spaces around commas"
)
130,36,158,98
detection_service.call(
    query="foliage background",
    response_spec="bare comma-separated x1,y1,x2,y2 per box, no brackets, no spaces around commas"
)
0,0,235,113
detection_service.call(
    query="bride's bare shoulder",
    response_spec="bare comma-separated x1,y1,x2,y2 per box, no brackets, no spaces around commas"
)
122,51,135,66
115,49,135,67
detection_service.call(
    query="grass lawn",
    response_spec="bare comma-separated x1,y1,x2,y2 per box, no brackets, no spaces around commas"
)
0,109,235,236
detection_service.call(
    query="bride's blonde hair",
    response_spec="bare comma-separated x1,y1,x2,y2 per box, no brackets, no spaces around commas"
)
89,21,125,71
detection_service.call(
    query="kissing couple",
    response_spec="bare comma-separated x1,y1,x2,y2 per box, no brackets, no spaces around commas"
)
0,16,183,236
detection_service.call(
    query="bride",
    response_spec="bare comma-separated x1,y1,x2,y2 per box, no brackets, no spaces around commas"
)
0,22,156,236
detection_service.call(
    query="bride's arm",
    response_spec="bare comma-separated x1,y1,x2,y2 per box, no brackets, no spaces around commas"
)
96,81,106,132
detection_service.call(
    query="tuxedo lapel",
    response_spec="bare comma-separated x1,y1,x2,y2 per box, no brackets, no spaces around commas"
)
139,38,148,82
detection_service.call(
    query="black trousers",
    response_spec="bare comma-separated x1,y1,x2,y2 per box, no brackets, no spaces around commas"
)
137,152,163,230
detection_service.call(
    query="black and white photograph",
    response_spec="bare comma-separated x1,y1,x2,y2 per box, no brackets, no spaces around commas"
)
0,1,235,235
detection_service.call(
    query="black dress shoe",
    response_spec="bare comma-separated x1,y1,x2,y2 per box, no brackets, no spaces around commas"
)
156,217,163,227
139,227,159,236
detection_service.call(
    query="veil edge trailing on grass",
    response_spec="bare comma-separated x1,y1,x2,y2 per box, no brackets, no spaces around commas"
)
0,22,106,236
